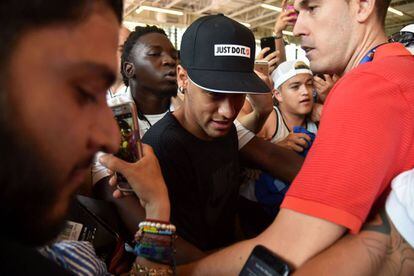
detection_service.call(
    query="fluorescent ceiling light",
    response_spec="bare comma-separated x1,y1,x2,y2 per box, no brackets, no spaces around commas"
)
136,6,184,16
240,22,251,28
260,3,282,12
388,7,403,16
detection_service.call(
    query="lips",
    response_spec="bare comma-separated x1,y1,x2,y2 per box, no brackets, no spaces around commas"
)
301,46,314,55
164,70,177,81
211,120,232,131
299,98,311,104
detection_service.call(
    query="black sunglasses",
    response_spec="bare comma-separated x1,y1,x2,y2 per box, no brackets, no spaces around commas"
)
389,31,414,47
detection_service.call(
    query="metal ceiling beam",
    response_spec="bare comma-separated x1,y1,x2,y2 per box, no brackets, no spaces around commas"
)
246,11,278,23
164,0,185,8
227,0,278,17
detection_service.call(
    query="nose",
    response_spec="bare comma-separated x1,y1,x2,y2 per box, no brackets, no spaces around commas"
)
217,94,245,119
217,96,236,119
300,84,312,96
292,11,308,38
89,105,120,154
162,53,177,67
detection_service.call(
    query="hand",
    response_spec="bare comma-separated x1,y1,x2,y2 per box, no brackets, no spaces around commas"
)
310,103,323,122
277,132,311,153
274,0,297,35
247,93,273,117
99,144,170,221
256,48,281,74
313,74,339,103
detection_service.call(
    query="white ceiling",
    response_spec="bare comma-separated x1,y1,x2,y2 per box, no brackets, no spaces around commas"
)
124,0,414,40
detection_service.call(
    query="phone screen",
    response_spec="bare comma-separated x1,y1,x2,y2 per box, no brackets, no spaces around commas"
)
239,245,290,276
114,112,140,163
111,103,142,193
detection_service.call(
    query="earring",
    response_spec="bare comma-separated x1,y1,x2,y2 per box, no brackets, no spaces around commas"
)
178,86,187,94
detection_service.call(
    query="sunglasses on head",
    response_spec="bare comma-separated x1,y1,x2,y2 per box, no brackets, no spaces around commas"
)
389,31,414,47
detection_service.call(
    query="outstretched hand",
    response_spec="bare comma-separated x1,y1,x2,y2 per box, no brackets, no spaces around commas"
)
274,0,297,35
277,132,311,153
99,144,170,221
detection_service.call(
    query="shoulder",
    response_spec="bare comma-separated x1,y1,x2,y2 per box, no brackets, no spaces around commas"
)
142,113,187,153
323,67,412,119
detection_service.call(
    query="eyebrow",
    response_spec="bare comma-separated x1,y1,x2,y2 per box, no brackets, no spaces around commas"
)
298,0,310,8
72,62,116,87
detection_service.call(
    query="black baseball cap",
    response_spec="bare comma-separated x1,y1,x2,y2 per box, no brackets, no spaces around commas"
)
180,14,269,94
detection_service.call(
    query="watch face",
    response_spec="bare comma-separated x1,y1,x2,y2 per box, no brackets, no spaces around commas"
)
239,245,290,276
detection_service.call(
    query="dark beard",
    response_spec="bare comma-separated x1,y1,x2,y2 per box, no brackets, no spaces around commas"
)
0,123,68,247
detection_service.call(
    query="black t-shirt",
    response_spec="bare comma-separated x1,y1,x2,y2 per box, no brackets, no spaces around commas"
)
143,112,240,251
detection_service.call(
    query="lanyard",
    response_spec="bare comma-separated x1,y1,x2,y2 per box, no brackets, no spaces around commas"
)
359,43,387,65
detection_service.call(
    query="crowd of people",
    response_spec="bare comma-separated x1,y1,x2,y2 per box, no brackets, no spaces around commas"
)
1,0,413,275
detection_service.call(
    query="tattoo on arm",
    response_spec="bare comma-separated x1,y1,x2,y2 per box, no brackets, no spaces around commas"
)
361,208,414,275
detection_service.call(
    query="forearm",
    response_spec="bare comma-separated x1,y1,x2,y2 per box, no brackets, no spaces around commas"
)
240,136,304,182
294,209,414,276
93,178,205,264
237,109,271,134
178,238,255,275
275,36,286,64
179,209,345,275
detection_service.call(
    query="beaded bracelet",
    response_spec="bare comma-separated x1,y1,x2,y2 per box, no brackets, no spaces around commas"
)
138,221,176,236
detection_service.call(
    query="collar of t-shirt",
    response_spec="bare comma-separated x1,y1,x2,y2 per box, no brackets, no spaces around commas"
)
373,42,412,61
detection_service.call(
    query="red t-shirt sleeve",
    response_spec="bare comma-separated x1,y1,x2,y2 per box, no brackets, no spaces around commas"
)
281,71,407,233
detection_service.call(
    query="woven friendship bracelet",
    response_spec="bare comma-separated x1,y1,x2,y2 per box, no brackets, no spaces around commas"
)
133,242,174,265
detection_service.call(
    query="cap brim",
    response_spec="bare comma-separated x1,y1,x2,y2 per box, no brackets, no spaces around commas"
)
187,69,270,94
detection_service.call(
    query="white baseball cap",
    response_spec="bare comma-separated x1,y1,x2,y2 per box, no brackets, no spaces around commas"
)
401,24,414,33
271,60,313,89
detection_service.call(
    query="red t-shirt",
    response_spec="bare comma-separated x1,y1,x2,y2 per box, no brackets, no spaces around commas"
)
281,43,414,233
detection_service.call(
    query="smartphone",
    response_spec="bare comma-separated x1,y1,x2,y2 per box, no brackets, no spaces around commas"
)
254,60,269,76
260,36,276,58
239,245,290,276
111,102,143,193
286,5,298,23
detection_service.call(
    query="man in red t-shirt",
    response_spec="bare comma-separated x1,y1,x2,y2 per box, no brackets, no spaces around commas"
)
174,0,414,274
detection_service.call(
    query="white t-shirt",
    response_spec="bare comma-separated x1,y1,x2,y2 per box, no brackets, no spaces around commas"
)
385,168,414,248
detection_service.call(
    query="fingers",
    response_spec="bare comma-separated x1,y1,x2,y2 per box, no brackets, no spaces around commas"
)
141,143,155,157
99,154,129,175
108,173,117,186
264,50,280,62
257,47,270,60
324,74,333,83
294,133,312,143
113,189,123,199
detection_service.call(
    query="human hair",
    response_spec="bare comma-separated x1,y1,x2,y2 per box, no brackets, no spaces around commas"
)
121,25,167,86
344,0,391,25
0,0,123,84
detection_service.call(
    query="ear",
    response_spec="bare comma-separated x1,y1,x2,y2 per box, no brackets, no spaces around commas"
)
177,65,189,89
123,62,135,79
273,88,283,103
353,0,376,23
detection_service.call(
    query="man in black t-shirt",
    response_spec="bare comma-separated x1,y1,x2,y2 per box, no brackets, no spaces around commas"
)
142,14,270,250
